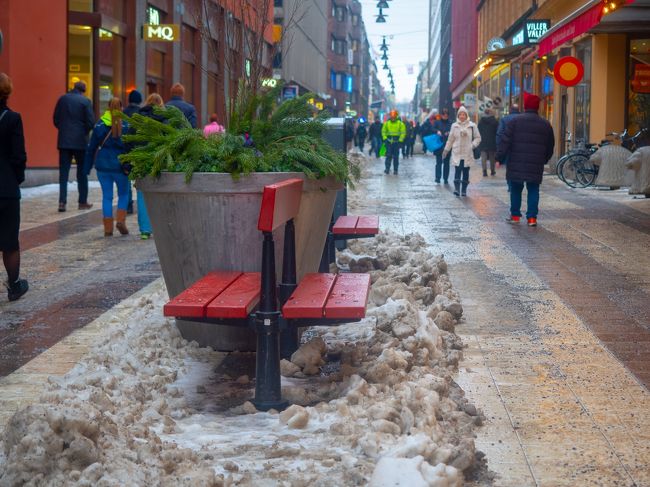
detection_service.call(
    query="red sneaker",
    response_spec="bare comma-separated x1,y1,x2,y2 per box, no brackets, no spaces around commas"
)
527,218,537,227
505,215,521,224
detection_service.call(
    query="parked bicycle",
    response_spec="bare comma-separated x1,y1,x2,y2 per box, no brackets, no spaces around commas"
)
557,129,647,188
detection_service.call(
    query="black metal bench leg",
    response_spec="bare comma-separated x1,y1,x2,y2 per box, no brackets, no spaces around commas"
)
252,313,288,411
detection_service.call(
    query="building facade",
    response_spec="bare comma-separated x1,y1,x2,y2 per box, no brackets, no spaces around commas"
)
273,0,329,100
325,0,371,117
427,0,442,113
473,0,650,159
450,0,479,109
439,0,453,113
0,0,274,170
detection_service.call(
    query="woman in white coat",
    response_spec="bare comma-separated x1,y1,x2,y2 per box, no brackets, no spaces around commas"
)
442,106,481,197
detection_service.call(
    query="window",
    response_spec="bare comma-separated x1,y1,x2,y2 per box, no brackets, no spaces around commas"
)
574,40,592,144
331,36,346,55
98,0,126,21
335,6,345,22
352,14,359,26
628,38,650,137
274,0,283,6
182,62,194,102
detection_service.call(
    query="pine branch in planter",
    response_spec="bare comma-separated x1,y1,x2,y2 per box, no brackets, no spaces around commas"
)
120,86,358,184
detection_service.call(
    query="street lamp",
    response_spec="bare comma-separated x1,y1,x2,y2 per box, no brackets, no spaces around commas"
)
376,8,387,23
381,52,388,61
380,37,389,51
382,61,389,70
377,0,389,8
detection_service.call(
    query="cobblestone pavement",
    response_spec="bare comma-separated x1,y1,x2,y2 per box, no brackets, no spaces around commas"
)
349,152,650,487
1,158,649,486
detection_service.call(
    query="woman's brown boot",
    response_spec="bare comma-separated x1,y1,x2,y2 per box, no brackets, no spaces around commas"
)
103,218,114,237
115,209,129,235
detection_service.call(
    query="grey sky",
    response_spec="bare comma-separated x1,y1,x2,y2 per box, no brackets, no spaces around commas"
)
359,0,430,103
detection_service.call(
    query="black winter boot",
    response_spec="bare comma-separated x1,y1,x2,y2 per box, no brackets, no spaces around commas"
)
453,181,461,197
7,278,29,302
461,182,469,197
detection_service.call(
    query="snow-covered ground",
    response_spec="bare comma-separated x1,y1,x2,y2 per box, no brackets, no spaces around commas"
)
21,181,102,200
0,232,485,486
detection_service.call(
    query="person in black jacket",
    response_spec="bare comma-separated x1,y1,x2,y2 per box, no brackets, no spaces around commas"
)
478,109,499,176
420,113,436,154
0,73,29,301
53,81,95,212
356,120,368,152
166,83,197,128
122,89,142,214
433,108,453,183
368,118,383,158
497,94,554,227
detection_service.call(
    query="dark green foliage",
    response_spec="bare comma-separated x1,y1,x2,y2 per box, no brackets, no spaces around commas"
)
120,85,359,184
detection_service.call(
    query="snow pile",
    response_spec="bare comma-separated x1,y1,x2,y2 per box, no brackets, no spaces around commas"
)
0,232,483,486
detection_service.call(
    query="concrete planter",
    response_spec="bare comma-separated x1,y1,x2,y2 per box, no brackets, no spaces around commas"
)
138,172,343,351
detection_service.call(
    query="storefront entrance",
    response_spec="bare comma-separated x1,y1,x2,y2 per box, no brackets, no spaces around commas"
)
628,38,650,141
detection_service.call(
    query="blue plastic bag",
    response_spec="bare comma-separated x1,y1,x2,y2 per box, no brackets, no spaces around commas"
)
423,134,443,153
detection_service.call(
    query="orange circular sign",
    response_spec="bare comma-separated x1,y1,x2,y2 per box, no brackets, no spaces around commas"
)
554,56,584,87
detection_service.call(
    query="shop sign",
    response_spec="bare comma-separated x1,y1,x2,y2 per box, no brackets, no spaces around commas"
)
554,56,584,87
512,20,550,46
487,37,506,52
143,24,180,42
261,78,278,88
282,85,298,101
631,64,650,94
462,93,476,107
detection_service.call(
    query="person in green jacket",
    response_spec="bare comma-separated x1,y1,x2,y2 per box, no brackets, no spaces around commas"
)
382,110,407,175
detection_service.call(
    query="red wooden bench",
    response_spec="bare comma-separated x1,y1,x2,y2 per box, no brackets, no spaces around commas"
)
320,214,380,271
163,178,371,411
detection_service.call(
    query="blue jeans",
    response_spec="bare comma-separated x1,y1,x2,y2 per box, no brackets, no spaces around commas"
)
59,149,89,204
371,136,382,157
97,171,129,218
509,181,540,218
137,190,152,234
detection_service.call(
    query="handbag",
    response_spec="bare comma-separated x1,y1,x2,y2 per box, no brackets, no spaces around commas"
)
471,126,481,159
379,143,387,157
423,133,444,153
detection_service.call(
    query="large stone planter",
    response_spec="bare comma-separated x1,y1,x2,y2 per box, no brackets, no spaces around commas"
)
138,172,343,351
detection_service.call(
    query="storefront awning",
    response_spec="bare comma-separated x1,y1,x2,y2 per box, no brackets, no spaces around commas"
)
538,0,636,56
589,0,650,33
488,44,531,63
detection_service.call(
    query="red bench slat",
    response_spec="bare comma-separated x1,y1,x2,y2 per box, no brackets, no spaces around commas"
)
258,179,303,232
332,215,359,234
354,215,379,235
163,271,243,318
206,272,261,319
282,273,337,318
324,273,371,319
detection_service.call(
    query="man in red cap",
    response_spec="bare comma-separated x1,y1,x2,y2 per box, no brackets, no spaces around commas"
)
496,93,554,227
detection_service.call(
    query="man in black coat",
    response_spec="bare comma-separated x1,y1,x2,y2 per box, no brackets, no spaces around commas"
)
420,113,436,154
0,73,29,301
53,81,95,212
166,83,197,128
478,109,499,176
368,118,383,158
497,94,554,227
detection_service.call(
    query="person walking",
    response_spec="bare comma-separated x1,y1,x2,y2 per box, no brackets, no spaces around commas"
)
53,81,95,212
433,108,453,184
123,89,143,117
382,110,406,175
478,108,499,176
368,118,383,158
0,73,29,301
131,93,166,239
496,94,554,227
442,106,481,197
122,89,143,214
420,112,436,154
203,113,225,137
496,104,520,193
84,97,129,237
402,119,415,158
356,119,368,152
166,83,197,128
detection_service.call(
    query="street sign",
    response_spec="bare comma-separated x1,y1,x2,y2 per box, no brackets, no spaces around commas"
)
462,93,476,107
554,56,584,87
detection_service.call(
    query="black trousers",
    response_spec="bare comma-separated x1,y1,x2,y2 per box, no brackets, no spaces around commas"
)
59,149,89,204
385,141,401,173
0,199,20,252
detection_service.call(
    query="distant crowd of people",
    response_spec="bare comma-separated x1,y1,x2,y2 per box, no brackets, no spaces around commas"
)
344,93,555,225
0,74,227,302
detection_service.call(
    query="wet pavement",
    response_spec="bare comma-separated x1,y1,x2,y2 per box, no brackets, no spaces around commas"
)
1,156,649,485
0,185,161,376
348,152,650,487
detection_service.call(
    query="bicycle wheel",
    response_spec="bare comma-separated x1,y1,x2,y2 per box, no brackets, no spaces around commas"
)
560,154,590,188
556,155,571,183
575,159,598,187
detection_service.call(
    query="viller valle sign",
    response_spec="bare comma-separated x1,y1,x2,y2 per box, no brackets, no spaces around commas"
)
512,20,550,46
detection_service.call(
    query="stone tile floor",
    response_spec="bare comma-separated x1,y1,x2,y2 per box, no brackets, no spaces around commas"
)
1,156,649,486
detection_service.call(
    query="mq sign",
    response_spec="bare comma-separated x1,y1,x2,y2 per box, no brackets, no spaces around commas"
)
143,24,180,42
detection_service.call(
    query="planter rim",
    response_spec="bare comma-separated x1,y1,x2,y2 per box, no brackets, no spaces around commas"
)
136,172,344,194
